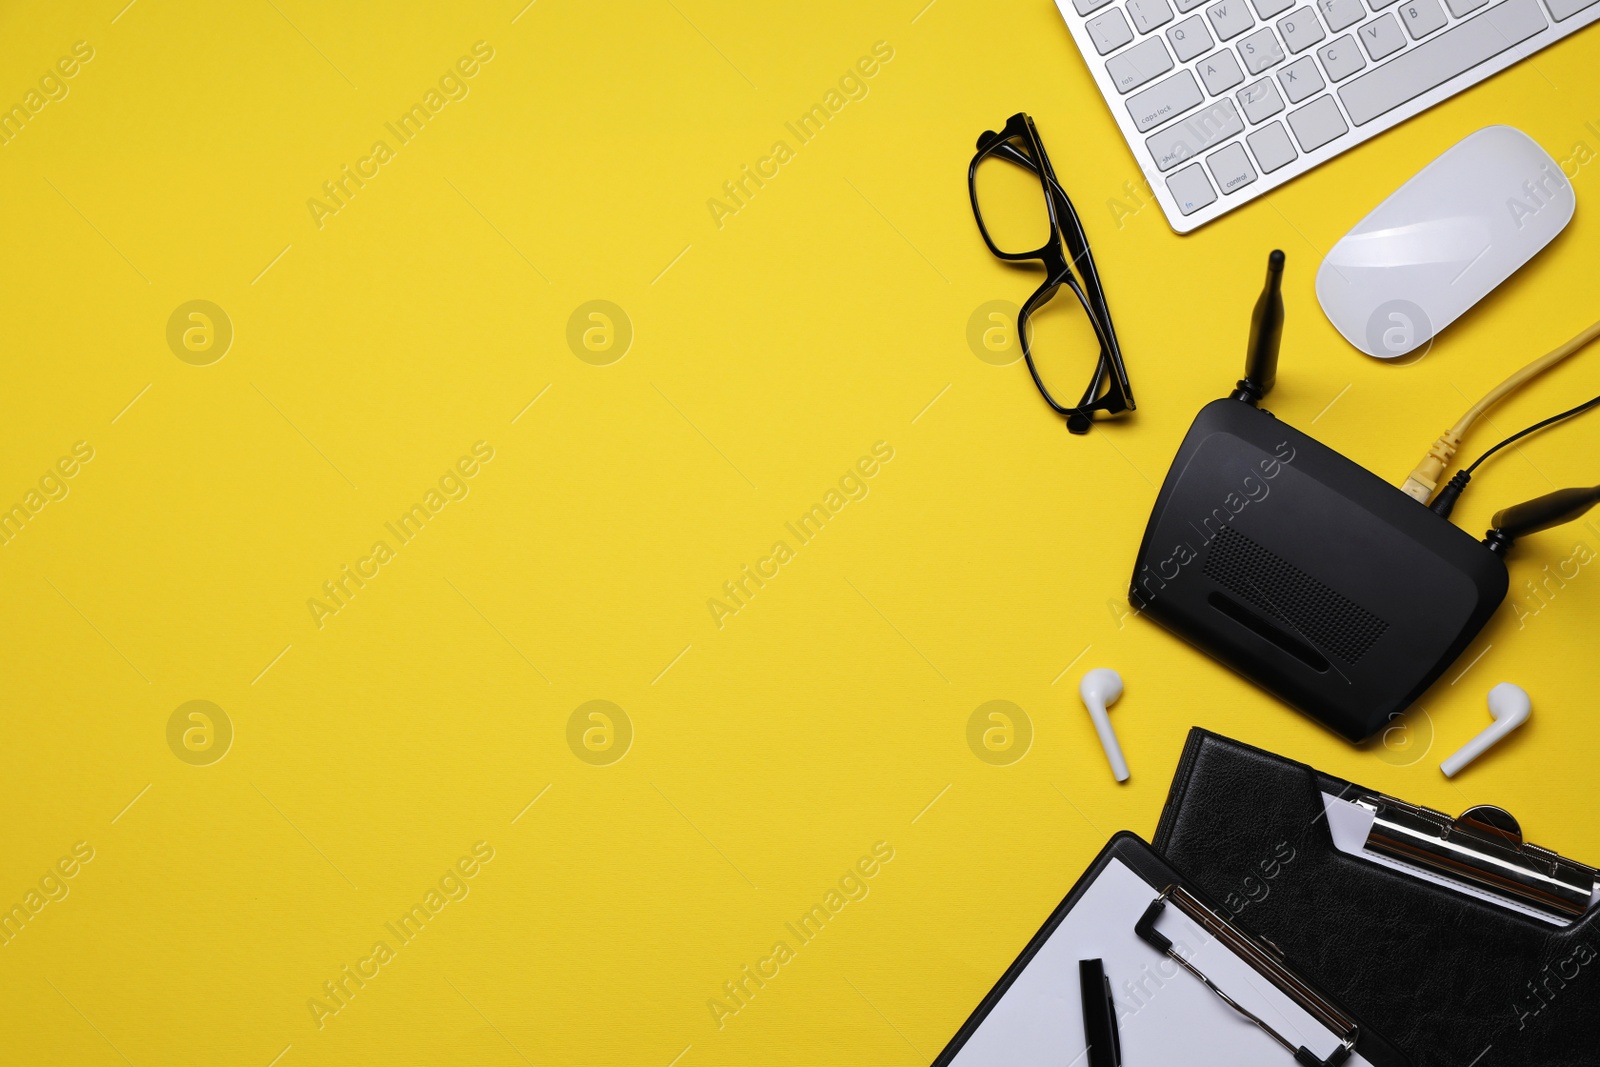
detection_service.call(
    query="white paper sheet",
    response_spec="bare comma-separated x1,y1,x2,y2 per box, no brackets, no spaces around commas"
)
947,858,1372,1067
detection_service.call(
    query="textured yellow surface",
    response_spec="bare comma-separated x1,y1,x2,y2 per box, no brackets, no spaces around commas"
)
2,2,1598,1064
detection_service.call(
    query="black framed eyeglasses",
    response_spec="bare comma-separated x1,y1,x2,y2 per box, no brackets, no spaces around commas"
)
968,113,1134,434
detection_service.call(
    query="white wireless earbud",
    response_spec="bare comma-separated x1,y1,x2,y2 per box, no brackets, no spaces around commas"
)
1440,682,1531,778
1079,668,1129,783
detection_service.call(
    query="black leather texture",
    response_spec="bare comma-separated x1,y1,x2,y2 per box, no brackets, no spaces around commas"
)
1153,728,1600,1067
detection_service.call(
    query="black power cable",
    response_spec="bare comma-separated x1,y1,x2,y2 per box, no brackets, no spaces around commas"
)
1430,391,1600,519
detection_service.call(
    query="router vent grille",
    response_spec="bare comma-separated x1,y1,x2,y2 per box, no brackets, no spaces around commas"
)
1204,526,1388,664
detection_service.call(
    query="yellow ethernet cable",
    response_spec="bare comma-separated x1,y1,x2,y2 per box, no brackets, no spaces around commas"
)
1401,317,1600,503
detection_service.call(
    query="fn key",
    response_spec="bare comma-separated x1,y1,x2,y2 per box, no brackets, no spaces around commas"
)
1167,163,1217,215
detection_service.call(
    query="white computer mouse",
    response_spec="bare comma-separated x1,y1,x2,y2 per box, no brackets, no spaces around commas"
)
1315,126,1574,359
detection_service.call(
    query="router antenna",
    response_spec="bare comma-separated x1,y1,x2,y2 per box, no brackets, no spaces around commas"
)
1483,484,1600,555
1231,249,1285,406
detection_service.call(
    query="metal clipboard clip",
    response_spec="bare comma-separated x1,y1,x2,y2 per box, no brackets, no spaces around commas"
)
1355,797,1598,922
1134,885,1358,1067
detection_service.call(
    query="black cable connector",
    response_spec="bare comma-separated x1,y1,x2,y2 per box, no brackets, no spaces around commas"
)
1429,469,1472,519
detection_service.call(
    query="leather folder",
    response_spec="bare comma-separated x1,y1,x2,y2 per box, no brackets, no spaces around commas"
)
1153,728,1600,1067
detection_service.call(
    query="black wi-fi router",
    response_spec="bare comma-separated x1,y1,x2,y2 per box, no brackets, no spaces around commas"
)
1129,252,1508,743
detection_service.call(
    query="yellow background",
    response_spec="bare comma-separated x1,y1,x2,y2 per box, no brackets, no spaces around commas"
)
2,1,1597,1064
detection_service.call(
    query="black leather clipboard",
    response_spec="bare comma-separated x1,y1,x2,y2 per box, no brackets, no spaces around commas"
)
930,832,1411,1067
1153,728,1600,1067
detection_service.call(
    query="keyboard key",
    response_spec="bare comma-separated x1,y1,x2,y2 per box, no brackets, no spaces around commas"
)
1107,35,1175,90
1316,0,1368,28
1207,141,1260,192
1176,0,1209,12
1445,0,1489,12
1129,0,1177,30
1146,97,1246,168
1238,77,1286,120
1278,55,1325,101
1367,0,1400,10
1247,120,1299,171
1317,35,1366,79
1238,26,1286,71
1166,162,1219,213
1206,0,1257,39
1339,0,1548,124
1277,6,1327,49
1356,12,1406,57
1251,0,1296,16
1198,48,1246,91
1548,0,1599,18
1074,0,1117,14
1287,93,1348,149
1128,69,1205,130
1088,7,1136,53
1398,0,1446,36
1168,15,1216,59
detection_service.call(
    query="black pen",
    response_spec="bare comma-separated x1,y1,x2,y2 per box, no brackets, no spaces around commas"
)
1079,958,1122,1067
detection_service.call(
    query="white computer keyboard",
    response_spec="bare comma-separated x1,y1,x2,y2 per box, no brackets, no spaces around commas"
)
1055,0,1600,232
